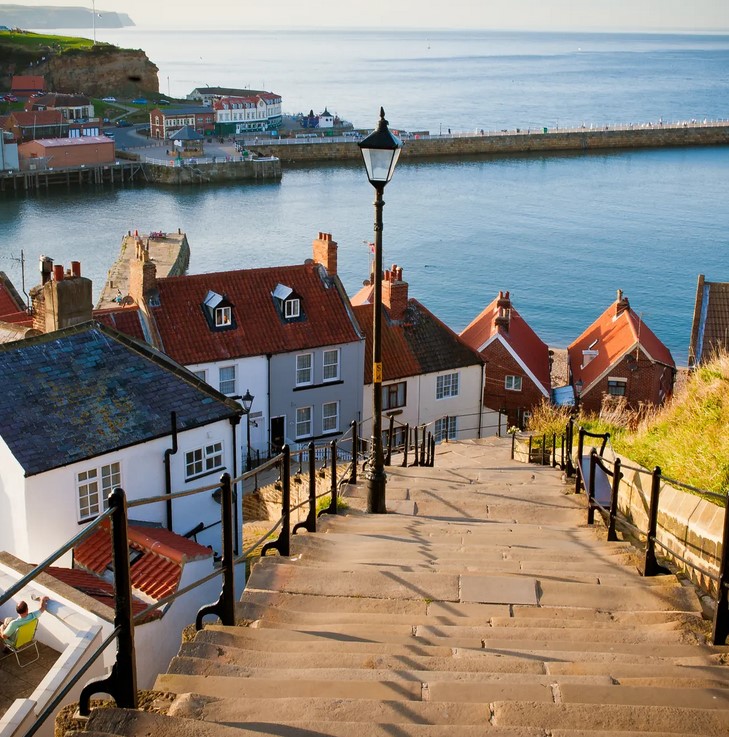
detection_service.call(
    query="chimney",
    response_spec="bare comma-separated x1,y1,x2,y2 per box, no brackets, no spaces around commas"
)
615,289,630,317
494,291,511,332
39,255,53,285
382,264,408,322
128,239,157,305
496,290,511,310
30,260,92,333
312,232,338,276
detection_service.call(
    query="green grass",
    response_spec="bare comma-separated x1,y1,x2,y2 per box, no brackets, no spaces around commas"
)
0,30,97,51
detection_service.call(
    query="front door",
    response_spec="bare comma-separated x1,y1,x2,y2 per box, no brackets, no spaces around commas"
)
270,415,285,453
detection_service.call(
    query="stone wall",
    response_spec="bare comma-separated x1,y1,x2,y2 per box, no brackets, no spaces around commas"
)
251,125,729,164
142,158,281,185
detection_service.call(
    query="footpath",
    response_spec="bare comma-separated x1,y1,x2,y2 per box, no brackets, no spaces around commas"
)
78,437,729,736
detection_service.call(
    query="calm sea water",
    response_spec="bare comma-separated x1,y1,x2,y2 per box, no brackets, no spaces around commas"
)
2,29,729,364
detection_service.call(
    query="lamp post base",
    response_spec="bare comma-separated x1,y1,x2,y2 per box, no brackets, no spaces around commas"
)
365,467,387,514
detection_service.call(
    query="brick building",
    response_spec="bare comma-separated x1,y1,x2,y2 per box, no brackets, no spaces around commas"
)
18,135,114,169
149,106,216,139
460,291,551,428
568,290,675,413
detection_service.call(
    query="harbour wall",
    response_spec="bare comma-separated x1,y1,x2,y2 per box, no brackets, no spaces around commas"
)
142,157,281,185
250,123,729,164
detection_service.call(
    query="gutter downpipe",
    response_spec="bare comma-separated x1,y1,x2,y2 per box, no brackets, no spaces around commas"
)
479,362,485,438
163,411,178,531
230,414,241,555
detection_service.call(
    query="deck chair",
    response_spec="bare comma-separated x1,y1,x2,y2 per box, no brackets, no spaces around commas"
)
4,618,40,668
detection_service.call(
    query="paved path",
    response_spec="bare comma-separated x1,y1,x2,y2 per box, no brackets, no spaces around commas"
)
81,437,729,736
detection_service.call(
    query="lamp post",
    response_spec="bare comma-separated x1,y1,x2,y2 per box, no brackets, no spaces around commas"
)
358,108,402,514
241,389,254,471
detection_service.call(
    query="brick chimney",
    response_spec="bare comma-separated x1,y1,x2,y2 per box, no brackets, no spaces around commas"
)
382,265,408,322
30,260,92,333
128,237,157,305
494,291,511,332
312,232,338,276
615,289,630,317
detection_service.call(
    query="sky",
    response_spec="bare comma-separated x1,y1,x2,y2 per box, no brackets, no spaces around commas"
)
11,0,729,31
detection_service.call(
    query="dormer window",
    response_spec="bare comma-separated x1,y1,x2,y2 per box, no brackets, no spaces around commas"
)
272,283,305,322
202,290,235,330
285,299,300,319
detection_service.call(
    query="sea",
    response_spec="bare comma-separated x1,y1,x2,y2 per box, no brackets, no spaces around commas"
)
1,28,728,365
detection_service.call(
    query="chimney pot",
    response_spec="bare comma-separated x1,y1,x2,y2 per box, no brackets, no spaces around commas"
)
53,264,64,281
71,261,81,278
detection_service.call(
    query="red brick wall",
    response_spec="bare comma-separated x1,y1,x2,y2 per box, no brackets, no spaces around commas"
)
19,139,115,167
482,339,548,428
580,352,674,413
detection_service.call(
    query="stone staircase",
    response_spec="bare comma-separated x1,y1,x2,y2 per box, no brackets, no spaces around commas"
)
75,437,729,736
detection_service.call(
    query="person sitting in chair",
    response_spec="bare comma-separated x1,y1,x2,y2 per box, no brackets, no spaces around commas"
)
1,596,49,654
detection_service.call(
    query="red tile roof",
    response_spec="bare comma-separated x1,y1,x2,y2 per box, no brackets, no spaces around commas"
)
568,293,674,391
46,566,161,621
94,306,147,342
8,110,64,127
149,264,361,365
460,292,551,391
0,273,28,319
353,299,482,384
75,521,212,603
11,76,46,93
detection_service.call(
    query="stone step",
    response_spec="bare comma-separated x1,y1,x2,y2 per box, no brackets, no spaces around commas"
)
154,671,616,696
558,682,729,709
85,707,544,737
492,701,729,735
166,692,493,726
546,661,729,679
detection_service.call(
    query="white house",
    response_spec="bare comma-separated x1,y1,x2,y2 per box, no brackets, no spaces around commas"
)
352,266,490,446
0,321,245,563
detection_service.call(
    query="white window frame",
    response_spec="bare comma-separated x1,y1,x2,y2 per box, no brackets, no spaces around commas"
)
77,461,121,521
322,401,339,433
434,417,457,442
185,441,224,481
607,377,627,396
192,369,207,382
296,353,312,386
219,365,236,395
296,406,313,438
323,348,340,382
285,298,300,319
383,381,407,410
505,375,523,392
215,306,231,326
436,372,459,400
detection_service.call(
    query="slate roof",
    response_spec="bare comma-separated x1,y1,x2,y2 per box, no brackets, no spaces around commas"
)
148,264,362,365
352,300,483,384
46,565,160,622
460,293,551,392
169,125,203,141
689,275,729,367
0,321,241,476
75,520,212,603
568,293,674,392
160,107,212,117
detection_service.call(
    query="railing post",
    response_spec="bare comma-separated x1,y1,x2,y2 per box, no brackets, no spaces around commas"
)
711,497,729,645
643,466,668,577
607,457,621,541
386,414,394,466
261,446,291,556
528,434,533,462
565,419,575,478
551,433,557,468
79,487,137,716
402,423,409,467
587,449,597,525
350,420,358,483
319,440,339,516
420,425,427,465
293,442,316,535
511,430,516,460
574,427,585,493
196,473,235,628
541,433,546,465
412,425,419,466
429,435,435,467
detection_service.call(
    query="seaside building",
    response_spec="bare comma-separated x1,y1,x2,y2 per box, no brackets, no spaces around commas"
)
460,291,551,429
213,92,283,135
567,290,675,414
2,109,66,142
688,274,729,368
187,86,269,105
17,135,115,169
24,93,95,122
9,74,46,99
351,265,489,445
149,106,216,139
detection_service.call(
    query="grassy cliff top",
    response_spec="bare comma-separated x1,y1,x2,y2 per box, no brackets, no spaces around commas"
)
0,29,97,51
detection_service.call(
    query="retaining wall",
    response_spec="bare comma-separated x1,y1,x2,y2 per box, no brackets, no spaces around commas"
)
142,158,281,185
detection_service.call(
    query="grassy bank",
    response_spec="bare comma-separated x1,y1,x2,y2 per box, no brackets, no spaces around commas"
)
526,351,729,497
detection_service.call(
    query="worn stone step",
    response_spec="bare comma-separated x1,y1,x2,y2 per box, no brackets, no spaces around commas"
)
546,661,729,679
558,682,729,709
166,692,491,725
492,701,729,735
85,707,544,737
155,671,616,696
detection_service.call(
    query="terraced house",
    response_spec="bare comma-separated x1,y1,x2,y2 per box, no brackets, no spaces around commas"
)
213,92,283,134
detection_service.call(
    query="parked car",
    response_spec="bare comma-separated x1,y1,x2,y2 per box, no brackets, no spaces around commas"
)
131,98,148,105
115,119,132,127
104,131,115,138
3,94,17,102
157,99,171,105
102,96,117,103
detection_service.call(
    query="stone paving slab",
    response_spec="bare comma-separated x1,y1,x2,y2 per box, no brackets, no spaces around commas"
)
559,682,729,709
461,575,539,605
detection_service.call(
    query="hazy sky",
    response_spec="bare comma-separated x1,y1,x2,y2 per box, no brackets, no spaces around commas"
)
13,0,729,31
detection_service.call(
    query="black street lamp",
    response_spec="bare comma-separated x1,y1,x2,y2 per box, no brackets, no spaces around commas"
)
241,388,254,471
358,108,402,514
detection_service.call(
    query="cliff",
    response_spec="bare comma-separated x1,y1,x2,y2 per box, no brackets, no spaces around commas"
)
0,5,134,29
0,33,158,96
